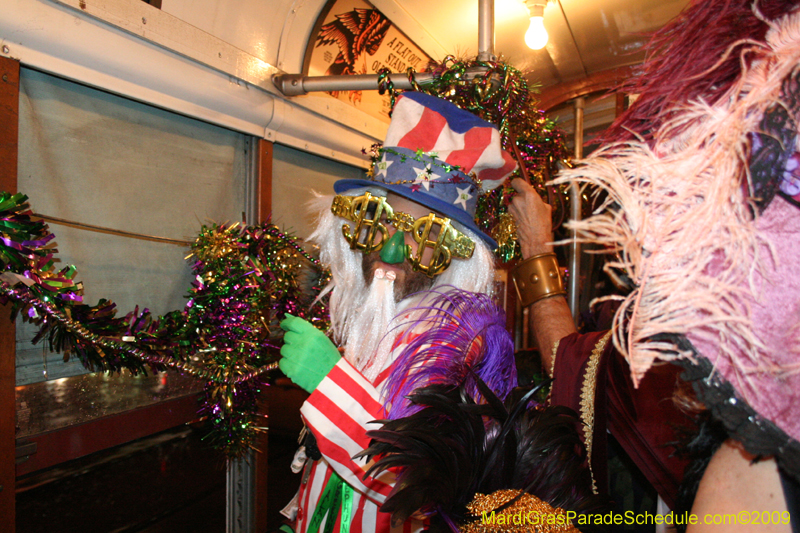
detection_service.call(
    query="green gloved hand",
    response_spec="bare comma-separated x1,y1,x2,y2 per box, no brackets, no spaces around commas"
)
279,314,340,393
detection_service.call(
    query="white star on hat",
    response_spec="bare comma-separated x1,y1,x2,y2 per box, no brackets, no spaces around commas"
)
374,156,393,179
412,164,435,190
453,186,473,209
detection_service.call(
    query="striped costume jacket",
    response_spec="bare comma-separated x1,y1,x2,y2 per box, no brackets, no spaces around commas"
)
291,345,425,533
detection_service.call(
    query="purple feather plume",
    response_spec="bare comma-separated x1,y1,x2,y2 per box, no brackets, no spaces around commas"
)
381,286,516,420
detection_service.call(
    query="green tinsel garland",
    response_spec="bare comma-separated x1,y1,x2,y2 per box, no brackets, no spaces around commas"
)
1,192,329,458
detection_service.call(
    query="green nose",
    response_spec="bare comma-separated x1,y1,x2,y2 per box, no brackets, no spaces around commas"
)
379,230,407,264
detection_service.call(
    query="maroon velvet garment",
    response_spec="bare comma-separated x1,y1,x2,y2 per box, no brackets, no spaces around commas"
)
549,330,689,510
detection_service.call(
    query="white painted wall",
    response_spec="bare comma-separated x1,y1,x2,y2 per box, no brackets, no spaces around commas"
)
160,0,285,65
0,0,430,168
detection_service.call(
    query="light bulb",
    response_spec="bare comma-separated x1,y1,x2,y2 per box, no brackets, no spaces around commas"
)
525,15,548,50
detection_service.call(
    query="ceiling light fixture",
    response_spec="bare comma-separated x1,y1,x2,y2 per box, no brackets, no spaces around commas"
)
524,1,548,50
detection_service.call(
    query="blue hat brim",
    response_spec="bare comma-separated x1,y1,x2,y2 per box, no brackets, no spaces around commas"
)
333,178,498,249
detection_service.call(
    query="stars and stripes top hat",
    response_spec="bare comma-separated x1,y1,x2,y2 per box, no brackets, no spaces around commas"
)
334,92,517,248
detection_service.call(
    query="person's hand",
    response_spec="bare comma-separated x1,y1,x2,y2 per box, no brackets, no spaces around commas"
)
508,178,555,259
279,315,340,393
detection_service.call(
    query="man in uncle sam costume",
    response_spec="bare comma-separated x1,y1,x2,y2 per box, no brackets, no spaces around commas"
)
275,92,520,533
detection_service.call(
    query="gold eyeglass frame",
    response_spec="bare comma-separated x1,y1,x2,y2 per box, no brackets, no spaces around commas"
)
331,192,475,277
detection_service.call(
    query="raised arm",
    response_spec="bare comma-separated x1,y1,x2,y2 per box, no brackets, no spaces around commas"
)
508,178,576,375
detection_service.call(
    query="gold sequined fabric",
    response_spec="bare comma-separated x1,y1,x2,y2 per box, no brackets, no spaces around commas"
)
461,489,579,532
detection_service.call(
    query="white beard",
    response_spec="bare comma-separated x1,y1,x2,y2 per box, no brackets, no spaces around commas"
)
340,269,402,382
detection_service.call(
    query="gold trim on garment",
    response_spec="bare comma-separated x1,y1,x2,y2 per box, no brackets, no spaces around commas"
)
579,331,612,494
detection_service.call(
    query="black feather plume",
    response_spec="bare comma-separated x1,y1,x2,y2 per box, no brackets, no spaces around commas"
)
357,378,610,531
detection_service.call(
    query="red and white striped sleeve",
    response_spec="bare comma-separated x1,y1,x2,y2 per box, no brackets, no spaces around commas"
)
299,358,395,505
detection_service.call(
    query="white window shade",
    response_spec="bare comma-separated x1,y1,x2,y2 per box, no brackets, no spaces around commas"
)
16,67,249,384
271,143,366,241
